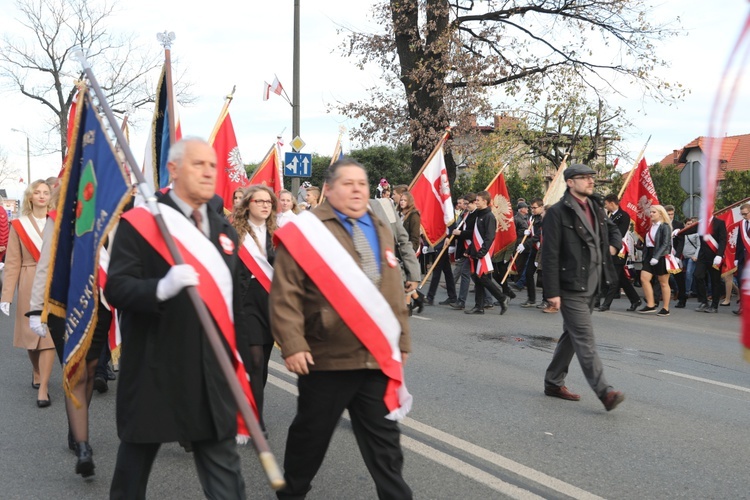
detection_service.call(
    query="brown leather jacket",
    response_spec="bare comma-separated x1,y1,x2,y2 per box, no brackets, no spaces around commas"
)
270,201,411,371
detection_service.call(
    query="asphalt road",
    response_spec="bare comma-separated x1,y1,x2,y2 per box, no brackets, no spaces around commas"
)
0,284,748,499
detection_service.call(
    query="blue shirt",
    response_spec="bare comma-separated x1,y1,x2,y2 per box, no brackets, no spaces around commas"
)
333,208,381,273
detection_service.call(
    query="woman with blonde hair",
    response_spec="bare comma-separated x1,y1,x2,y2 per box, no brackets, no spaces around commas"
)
231,185,278,438
276,188,298,227
638,204,673,317
1,179,54,406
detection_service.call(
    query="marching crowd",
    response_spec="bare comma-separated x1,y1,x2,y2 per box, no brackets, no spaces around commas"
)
2,137,746,499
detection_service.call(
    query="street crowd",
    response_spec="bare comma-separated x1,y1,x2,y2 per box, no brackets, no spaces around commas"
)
2,137,747,499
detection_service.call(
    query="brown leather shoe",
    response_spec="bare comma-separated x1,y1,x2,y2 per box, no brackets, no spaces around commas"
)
544,385,581,401
542,305,559,313
601,390,625,411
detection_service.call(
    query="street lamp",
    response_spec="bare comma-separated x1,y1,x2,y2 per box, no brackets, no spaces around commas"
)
10,128,31,183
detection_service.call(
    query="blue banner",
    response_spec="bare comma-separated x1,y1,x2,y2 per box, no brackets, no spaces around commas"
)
45,90,131,397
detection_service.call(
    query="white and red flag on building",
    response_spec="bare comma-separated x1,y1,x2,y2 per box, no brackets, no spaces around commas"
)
210,108,248,212
248,142,283,195
485,170,517,258
620,157,660,240
408,132,454,246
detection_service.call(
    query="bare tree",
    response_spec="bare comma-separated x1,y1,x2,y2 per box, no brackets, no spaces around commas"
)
0,146,21,187
337,0,685,178
0,0,191,165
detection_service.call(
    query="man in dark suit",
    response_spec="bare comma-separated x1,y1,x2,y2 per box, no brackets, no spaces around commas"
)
666,205,687,308
106,138,250,499
686,216,727,313
598,194,641,311
542,165,625,411
734,203,750,315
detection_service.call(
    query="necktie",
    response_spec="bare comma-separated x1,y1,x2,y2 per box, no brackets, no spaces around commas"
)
191,209,204,235
746,220,749,237
347,217,381,286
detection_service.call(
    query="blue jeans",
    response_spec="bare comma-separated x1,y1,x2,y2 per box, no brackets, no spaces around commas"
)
684,258,697,294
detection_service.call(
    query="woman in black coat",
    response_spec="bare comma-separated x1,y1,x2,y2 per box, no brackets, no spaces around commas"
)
638,205,673,316
231,185,277,436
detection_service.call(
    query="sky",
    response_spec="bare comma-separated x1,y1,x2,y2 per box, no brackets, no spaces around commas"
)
0,0,748,199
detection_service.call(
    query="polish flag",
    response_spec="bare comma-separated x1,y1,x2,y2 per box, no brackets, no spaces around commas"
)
409,137,454,245
620,157,659,240
248,142,283,194
485,171,516,258
262,76,284,101
210,111,248,211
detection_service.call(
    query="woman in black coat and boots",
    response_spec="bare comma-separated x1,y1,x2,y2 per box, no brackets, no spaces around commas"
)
231,185,277,438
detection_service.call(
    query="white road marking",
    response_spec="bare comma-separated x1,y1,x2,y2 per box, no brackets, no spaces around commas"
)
411,315,432,320
268,362,602,500
658,370,750,393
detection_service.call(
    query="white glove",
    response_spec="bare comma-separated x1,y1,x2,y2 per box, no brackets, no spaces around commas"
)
0,302,9,316
649,258,658,266
516,244,525,254
29,315,46,338
713,256,722,267
422,246,429,254
735,260,739,268
447,246,456,255
523,229,531,236
156,265,199,302
534,261,539,267
672,229,679,237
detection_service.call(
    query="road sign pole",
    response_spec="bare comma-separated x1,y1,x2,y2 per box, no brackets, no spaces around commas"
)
291,0,301,198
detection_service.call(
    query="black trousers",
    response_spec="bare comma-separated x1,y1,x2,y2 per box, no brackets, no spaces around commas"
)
277,370,412,500
695,257,722,308
110,438,246,500
525,249,538,303
471,268,507,309
426,248,457,302
602,255,640,308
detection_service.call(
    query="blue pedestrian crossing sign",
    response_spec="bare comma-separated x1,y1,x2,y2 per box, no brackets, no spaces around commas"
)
284,152,312,178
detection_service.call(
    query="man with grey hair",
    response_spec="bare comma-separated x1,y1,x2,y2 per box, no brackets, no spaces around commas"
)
106,137,251,498
271,157,413,499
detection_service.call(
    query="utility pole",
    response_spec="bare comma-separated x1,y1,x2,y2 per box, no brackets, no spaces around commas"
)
291,0,301,197
10,128,31,182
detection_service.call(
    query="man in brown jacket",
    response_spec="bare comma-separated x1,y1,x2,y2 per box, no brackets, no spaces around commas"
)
270,158,413,499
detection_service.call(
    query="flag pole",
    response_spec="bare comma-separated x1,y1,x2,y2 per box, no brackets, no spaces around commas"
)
677,196,750,235
71,49,285,492
157,32,177,146
319,128,346,205
208,86,236,144
407,129,451,190
617,135,652,200
542,153,569,206
501,215,533,284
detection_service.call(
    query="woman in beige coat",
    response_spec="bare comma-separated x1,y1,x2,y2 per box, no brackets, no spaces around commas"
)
1,179,54,407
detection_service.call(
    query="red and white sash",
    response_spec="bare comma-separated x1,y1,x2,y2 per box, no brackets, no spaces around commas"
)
238,236,273,293
11,216,43,262
122,204,257,437
274,211,412,420
471,223,493,275
98,246,122,359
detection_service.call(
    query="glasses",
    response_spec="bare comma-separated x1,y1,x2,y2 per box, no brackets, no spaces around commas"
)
530,206,540,210
251,199,273,206
742,212,750,216
571,175,595,181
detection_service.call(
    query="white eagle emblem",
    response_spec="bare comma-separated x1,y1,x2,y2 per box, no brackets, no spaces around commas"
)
492,194,513,231
636,195,652,221
226,146,247,184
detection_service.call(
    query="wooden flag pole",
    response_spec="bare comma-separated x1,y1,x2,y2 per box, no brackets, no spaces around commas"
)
72,49,285,491
501,215,533,284
617,135,652,200
677,196,750,235
407,129,451,190
418,234,455,290
208,86,236,144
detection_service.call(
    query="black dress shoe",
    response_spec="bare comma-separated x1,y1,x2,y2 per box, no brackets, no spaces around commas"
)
595,306,610,312
675,301,686,309
75,442,95,477
695,303,708,312
627,300,642,312
438,298,455,306
37,394,51,408
94,375,108,394
464,307,484,314
499,296,509,315
450,302,465,310
32,373,40,390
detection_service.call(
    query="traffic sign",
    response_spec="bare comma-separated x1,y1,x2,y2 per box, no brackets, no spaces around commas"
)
680,161,701,194
284,152,312,177
682,194,702,218
290,136,306,152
